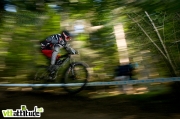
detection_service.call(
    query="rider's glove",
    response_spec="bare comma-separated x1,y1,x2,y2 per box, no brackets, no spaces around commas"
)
70,48,76,54
64,44,70,50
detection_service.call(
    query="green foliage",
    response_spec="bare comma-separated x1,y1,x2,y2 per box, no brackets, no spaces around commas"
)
0,6,61,78
86,26,119,75
37,7,61,39
76,33,88,41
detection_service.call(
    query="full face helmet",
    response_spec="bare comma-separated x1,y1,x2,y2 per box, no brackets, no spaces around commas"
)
61,30,71,42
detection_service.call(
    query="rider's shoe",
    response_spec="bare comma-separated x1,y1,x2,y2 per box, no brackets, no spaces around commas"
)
48,65,58,72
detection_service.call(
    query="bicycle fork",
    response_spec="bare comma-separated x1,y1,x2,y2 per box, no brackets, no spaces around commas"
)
69,64,76,80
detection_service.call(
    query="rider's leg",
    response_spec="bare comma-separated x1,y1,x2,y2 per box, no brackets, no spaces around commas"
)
49,45,62,72
51,45,61,65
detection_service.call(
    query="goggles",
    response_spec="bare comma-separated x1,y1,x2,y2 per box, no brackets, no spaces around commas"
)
63,33,71,41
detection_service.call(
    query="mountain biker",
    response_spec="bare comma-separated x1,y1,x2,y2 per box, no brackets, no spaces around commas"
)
40,30,72,72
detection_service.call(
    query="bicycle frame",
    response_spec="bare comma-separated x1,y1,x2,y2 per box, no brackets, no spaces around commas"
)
56,44,76,65
56,54,72,67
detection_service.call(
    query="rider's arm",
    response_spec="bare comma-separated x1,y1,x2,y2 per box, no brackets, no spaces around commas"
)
41,36,54,49
64,44,78,54
46,34,59,44
41,34,60,49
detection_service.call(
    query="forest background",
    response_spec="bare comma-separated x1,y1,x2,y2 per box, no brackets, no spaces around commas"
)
0,0,180,89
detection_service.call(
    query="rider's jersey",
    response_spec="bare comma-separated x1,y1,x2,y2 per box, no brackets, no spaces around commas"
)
41,34,66,50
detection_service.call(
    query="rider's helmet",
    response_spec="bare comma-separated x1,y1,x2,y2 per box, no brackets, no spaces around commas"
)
61,30,71,42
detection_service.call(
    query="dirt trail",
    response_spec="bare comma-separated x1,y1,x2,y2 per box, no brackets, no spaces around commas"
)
0,89,180,119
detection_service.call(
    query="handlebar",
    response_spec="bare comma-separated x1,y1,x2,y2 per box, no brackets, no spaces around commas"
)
65,44,78,55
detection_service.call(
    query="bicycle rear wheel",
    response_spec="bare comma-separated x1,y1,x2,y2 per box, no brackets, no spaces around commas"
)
62,62,89,94
32,65,49,90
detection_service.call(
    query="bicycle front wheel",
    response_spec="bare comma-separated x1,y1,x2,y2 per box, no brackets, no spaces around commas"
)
62,62,89,94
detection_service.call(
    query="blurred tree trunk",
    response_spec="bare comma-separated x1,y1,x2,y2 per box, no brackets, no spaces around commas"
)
0,0,5,25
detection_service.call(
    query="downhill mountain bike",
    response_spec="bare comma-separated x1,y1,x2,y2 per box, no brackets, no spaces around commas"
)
32,45,89,94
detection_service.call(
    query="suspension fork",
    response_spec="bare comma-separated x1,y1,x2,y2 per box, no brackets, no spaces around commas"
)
69,63,76,80
69,63,75,75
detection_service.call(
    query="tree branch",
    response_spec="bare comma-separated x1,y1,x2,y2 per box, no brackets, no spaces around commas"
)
127,14,168,59
145,11,177,76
